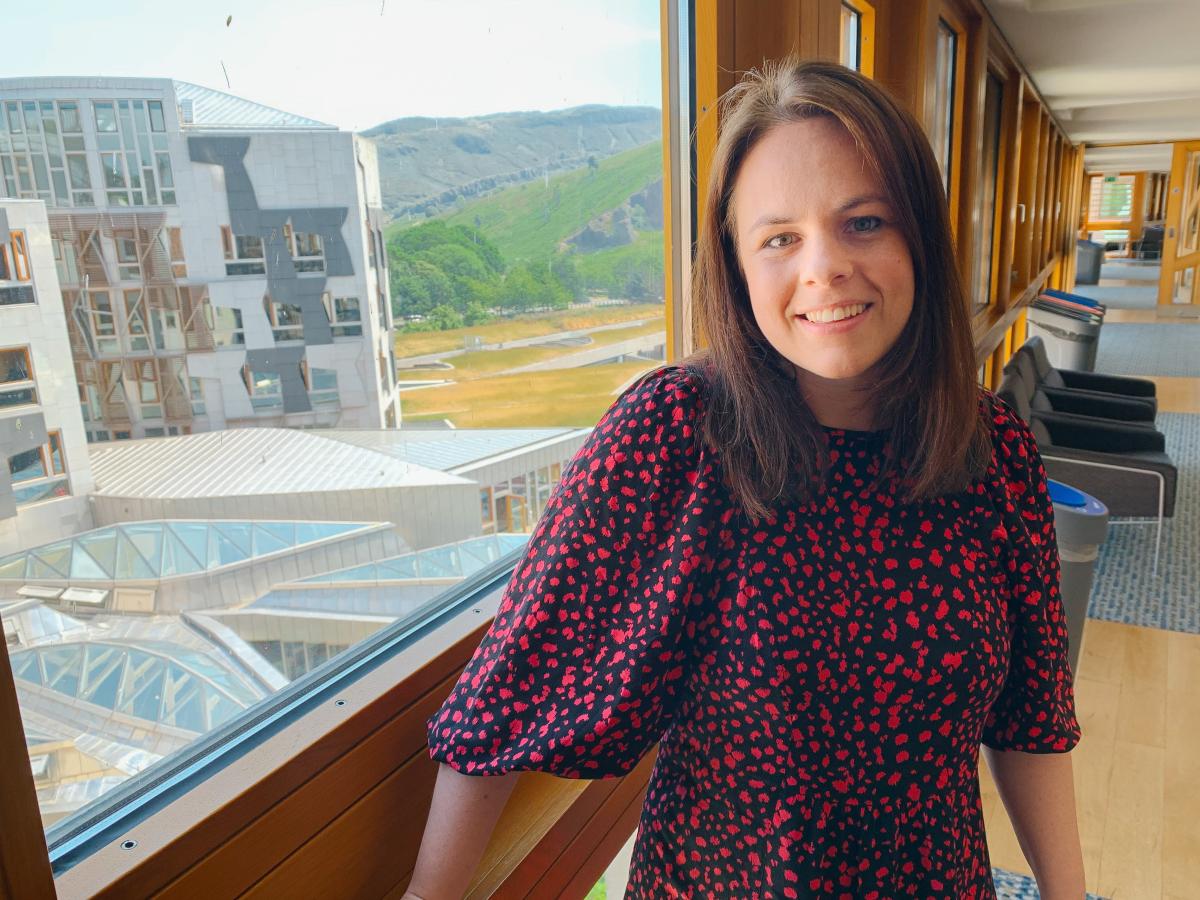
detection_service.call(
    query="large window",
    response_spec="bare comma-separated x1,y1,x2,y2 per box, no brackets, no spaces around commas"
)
839,1,874,77
323,292,362,337
264,295,305,342
1,1,667,881
971,70,1004,312
0,100,94,207
932,18,961,196
0,229,36,306
221,226,266,276
0,346,38,409
1088,174,1136,221
91,99,174,206
9,431,70,506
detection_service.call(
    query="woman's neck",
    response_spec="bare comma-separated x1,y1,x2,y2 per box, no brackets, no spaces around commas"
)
794,367,877,431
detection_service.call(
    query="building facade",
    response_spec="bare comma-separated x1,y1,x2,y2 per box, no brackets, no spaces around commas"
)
0,77,399,441
0,199,93,555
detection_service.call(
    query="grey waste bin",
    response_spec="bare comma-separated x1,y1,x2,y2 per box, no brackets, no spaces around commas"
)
1075,239,1104,284
1027,299,1102,371
1048,479,1109,676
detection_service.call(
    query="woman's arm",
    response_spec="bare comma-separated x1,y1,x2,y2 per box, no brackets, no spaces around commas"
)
981,746,1085,900
403,764,521,900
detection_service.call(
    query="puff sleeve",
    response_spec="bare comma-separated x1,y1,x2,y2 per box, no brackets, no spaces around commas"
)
980,398,1083,753
426,364,720,778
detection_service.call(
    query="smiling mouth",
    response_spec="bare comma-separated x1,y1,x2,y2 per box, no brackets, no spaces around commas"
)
798,303,872,324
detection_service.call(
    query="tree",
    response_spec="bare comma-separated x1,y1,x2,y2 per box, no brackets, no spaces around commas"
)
463,300,491,326
427,304,464,331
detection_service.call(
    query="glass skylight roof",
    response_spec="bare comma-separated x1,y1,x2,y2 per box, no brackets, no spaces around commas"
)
0,521,372,582
11,640,261,733
297,532,530,584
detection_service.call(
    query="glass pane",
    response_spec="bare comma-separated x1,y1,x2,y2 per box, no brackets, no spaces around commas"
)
9,446,47,482
0,348,31,383
94,101,117,133
933,21,957,192
7,0,665,847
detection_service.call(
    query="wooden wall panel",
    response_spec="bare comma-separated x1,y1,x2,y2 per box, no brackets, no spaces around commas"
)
0,640,54,900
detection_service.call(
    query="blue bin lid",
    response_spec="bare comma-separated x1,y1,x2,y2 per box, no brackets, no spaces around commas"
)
1047,479,1087,507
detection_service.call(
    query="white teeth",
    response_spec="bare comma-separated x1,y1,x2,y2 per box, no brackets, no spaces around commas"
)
804,303,867,324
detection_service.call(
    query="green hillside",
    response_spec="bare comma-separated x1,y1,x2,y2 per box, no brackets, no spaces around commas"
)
425,141,661,262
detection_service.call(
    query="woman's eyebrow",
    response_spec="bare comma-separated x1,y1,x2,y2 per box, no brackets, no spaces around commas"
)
837,194,889,213
746,195,890,231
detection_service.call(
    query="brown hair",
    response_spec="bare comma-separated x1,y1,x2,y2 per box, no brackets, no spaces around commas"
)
679,58,991,524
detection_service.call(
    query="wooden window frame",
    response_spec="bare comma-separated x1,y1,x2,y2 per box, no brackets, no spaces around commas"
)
10,231,31,282
839,0,877,77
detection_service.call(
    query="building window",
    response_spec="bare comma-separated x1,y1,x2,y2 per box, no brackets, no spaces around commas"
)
221,226,266,276
932,19,959,194
150,305,186,352
167,227,187,277
301,362,339,406
113,230,142,280
970,70,1005,313
264,295,305,343
0,347,38,409
188,376,206,415
90,99,175,206
242,367,283,412
8,434,70,507
841,3,861,71
284,224,326,273
323,293,362,337
129,359,162,420
123,290,152,353
205,304,246,347
0,231,36,306
71,290,121,356
0,100,95,207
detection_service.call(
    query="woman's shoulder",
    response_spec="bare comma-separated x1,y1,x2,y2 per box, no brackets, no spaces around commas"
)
611,363,707,431
576,364,708,479
975,385,1042,481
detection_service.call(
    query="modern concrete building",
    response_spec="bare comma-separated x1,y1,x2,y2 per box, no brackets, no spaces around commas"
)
0,199,93,556
0,77,399,440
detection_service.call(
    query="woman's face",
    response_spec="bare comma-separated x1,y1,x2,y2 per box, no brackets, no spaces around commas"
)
731,116,915,387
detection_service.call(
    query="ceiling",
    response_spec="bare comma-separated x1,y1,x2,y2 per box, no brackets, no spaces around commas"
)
983,0,1200,172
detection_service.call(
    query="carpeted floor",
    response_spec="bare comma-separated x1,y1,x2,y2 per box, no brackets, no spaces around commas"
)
1097,262,1161,282
1088,411,1199,634
992,867,1107,899
1071,282,1158,308
1094,323,1199,376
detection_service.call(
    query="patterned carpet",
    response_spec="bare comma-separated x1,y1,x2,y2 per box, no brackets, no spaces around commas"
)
1072,282,1158,308
1097,262,1161,282
1087,411,1199,633
992,867,1107,899
1095,323,1200,376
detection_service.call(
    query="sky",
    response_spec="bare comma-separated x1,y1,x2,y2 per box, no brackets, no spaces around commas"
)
5,0,662,131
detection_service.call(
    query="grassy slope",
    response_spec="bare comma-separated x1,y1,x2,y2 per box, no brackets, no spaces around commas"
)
398,360,663,428
393,302,663,358
395,318,664,381
385,141,662,262
573,230,664,285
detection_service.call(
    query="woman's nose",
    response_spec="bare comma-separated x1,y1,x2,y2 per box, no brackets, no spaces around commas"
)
799,231,853,286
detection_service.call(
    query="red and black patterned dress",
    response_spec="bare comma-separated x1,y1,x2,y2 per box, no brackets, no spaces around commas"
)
426,363,1081,899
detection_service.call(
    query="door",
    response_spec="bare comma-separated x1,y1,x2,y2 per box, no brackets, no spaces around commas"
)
1158,139,1200,306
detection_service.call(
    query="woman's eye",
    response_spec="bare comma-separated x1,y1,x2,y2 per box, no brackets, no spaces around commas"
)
849,215,883,234
765,233,796,249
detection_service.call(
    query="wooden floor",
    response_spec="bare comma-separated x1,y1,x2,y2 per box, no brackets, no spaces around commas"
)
982,311,1200,899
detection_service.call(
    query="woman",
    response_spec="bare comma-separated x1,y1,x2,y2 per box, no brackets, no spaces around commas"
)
409,59,1085,899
